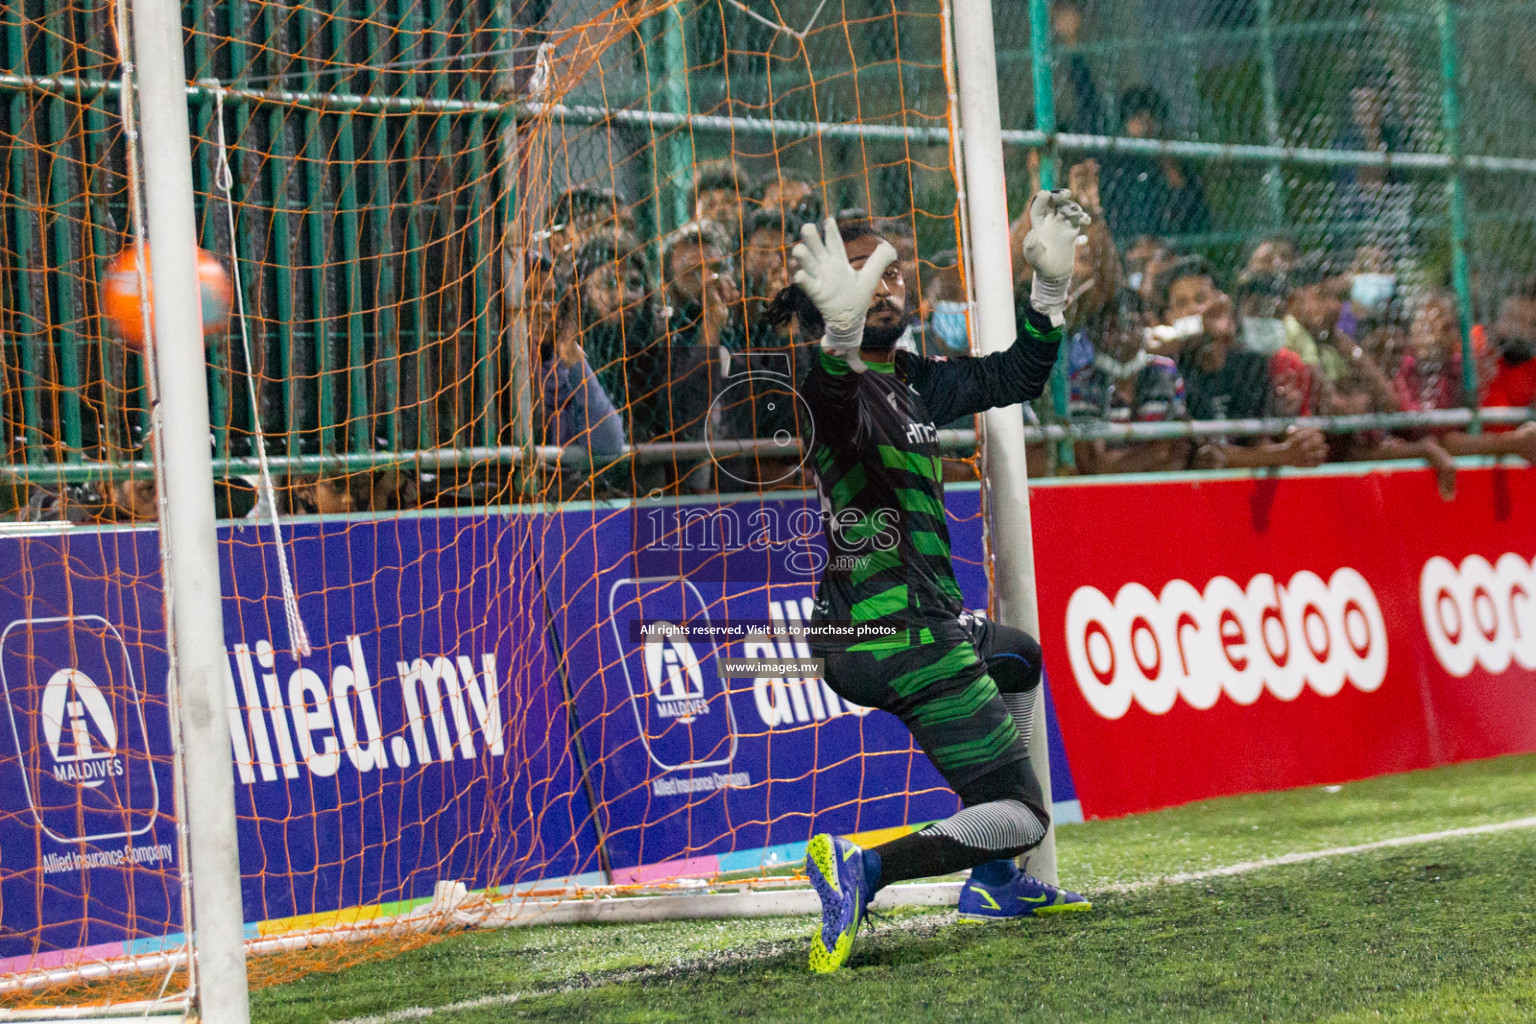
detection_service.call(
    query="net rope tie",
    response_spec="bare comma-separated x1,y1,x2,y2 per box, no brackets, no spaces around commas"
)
211,84,312,658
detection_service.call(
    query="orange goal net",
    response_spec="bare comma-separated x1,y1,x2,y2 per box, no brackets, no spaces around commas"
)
0,0,987,1013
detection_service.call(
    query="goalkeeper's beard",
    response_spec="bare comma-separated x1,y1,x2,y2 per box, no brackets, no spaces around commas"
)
860,303,911,353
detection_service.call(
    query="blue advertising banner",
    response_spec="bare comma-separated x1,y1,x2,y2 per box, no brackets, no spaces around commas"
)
217,513,600,926
0,488,1079,974
538,486,1078,882
0,514,601,971
0,530,182,967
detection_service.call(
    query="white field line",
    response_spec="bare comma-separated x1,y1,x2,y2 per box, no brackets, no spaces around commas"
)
1093,814,1536,894
329,813,1536,1024
335,990,527,1024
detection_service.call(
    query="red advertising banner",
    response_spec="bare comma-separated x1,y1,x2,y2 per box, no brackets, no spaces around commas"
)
1031,464,1536,819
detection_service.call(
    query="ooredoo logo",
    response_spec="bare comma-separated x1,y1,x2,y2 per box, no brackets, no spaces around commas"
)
1065,569,1388,720
1419,554,1536,677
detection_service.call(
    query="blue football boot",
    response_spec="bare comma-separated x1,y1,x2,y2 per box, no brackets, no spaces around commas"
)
805,833,869,972
957,866,1092,922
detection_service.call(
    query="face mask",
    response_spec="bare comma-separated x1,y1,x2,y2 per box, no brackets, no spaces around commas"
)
929,300,969,352
1351,273,1396,313
1241,316,1288,355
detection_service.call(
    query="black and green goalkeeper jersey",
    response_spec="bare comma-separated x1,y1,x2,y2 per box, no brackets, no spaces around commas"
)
801,307,1063,647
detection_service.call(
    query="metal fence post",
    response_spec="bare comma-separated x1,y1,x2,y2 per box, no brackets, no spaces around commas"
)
1257,0,1286,226
1436,0,1478,422
661,4,694,232
1028,0,1074,473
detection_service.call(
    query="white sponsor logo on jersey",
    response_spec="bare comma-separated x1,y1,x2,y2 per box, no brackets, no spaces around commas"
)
904,421,938,444
1419,553,1536,677
1065,569,1388,719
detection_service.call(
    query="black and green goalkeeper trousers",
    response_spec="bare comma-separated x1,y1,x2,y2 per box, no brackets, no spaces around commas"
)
819,612,1050,886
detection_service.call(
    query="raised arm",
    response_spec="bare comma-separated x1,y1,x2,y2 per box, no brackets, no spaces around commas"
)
903,306,1063,424
906,189,1089,423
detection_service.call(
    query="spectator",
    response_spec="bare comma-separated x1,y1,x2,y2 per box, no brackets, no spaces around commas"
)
1329,85,1415,263
563,235,654,412
727,208,815,488
353,468,419,512
1393,292,1464,414
742,207,803,333
7,482,104,523
1235,271,1292,357
756,173,824,223
1337,244,1400,342
1284,253,1432,442
1236,270,1331,415
213,476,258,519
1280,256,1348,372
663,220,744,353
1068,289,1189,474
1153,257,1327,469
636,220,743,493
1312,308,1457,500
1063,160,1121,323
1047,1,1108,135
692,160,754,239
1242,236,1300,281
1484,283,1536,420
1331,318,1406,416
539,337,625,457
1146,255,1219,361
540,186,635,258
921,248,970,358
1290,259,1405,431
1390,292,1536,463
1267,348,1316,417
1100,87,1211,243
1123,235,1175,308
1339,85,1409,189
530,256,627,497
281,474,353,515
740,208,811,409
106,477,158,522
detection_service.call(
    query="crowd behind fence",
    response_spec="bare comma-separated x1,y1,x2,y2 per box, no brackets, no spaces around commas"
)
3,0,1536,522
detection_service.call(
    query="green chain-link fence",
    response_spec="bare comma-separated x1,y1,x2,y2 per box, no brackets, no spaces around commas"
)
3,0,1534,498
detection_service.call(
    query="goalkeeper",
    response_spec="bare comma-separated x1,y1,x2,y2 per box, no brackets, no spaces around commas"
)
791,191,1092,973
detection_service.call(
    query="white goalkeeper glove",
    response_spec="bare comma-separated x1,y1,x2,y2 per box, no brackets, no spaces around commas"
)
1022,188,1092,326
792,217,898,374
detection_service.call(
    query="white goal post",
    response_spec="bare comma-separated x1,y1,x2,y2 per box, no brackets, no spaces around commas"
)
132,0,253,1020
952,0,1060,884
